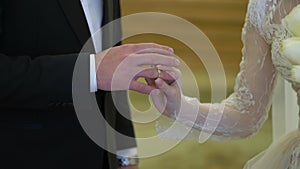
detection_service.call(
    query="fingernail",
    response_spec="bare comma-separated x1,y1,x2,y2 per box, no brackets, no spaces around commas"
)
168,47,174,53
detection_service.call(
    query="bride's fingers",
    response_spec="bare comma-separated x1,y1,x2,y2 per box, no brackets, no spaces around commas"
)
157,65,182,84
155,78,177,97
157,71,177,85
158,71,175,83
154,78,181,116
150,89,165,113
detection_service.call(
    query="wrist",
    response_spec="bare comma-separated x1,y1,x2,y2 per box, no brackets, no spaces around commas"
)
177,95,200,120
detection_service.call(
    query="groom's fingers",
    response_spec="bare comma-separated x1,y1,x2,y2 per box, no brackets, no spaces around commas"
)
131,43,173,54
157,71,176,85
135,66,176,82
130,53,180,67
130,81,156,94
135,48,173,56
155,78,177,96
157,65,181,81
135,68,158,78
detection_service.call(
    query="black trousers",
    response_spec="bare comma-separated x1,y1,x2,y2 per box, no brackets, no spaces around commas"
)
0,108,108,169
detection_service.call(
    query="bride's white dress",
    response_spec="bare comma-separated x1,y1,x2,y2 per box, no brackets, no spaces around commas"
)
156,0,300,168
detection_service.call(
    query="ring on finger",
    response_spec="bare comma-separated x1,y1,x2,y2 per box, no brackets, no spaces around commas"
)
157,67,161,78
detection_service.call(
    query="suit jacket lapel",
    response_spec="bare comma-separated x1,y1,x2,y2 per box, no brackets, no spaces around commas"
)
57,0,90,46
102,0,122,50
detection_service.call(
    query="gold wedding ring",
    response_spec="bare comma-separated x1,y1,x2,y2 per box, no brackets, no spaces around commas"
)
157,67,161,78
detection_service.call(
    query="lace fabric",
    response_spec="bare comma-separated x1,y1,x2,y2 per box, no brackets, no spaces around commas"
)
157,0,279,140
156,1,300,167
215,0,300,140
243,1,300,168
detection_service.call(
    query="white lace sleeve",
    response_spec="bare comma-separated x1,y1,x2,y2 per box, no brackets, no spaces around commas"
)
156,0,278,141
212,0,278,139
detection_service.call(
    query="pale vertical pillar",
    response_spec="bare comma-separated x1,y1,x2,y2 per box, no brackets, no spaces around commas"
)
272,77,298,141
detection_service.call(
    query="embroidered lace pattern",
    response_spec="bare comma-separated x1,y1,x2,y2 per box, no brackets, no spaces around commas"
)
156,0,300,142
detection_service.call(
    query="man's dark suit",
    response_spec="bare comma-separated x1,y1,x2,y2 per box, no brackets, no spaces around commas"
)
0,0,136,168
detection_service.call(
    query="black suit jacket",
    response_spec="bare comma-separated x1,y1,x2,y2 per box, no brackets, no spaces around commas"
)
0,0,136,169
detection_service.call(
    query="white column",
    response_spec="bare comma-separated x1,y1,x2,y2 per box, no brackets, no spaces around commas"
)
272,77,299,141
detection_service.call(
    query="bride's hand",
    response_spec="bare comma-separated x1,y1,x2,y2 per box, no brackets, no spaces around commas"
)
148,66,182,117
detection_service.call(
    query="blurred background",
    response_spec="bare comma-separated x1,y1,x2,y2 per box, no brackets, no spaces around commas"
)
120,0,273,169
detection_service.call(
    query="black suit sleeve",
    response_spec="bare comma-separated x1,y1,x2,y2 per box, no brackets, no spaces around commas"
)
0,0,87,110
116,110,137,149
0,53,79,109
115,91,137,149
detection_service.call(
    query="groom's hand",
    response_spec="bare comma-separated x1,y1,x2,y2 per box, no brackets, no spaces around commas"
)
95,43,180,94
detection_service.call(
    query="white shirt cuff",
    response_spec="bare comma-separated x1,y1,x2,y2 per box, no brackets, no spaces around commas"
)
90,54,98,92
117,147,138,158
